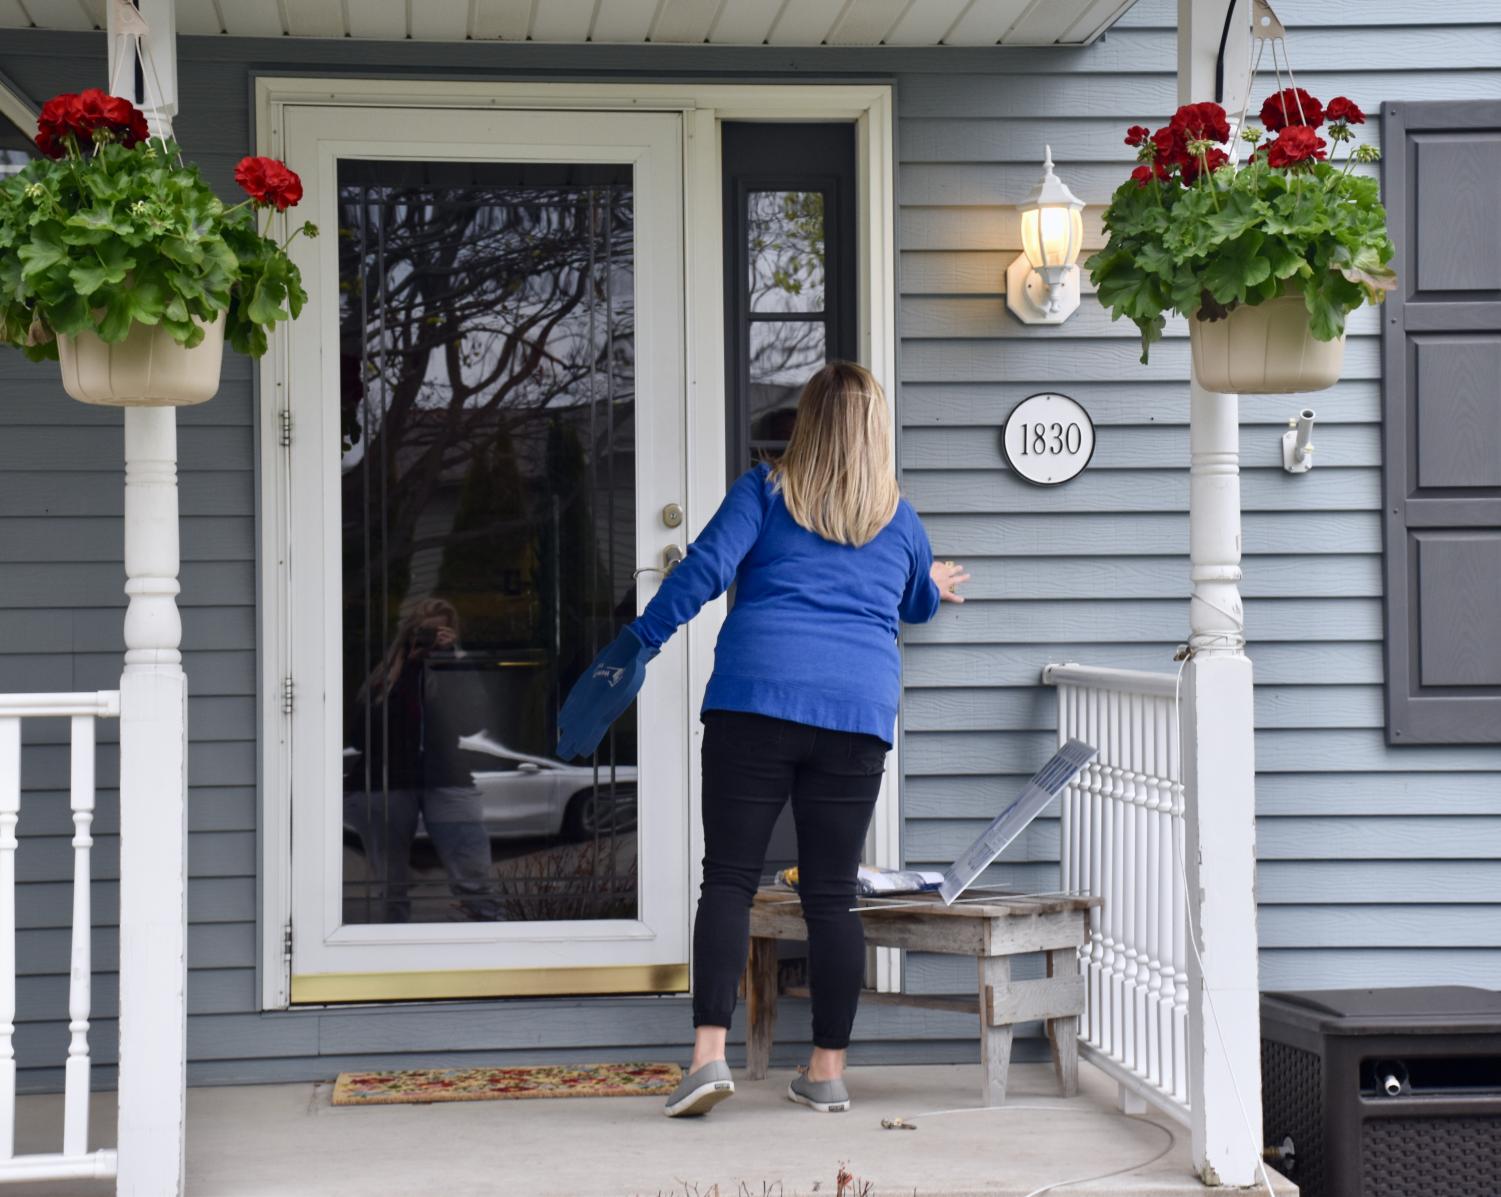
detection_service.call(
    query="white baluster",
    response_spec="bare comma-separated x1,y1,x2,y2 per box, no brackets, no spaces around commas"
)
1108,690,1127,1059
1088,687,1106,1048
1131,695,1151,1078
1171,744,1190,1107
1080,690,1104,1045
0,717,18,1160
1059,686,1073,894
1096,694,1113,1056
1143,697,1166,1091
64,715,95,1159
1119,695,1140,1072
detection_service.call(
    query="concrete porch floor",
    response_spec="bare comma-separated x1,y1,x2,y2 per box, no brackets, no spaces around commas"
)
11,1061,1294,1197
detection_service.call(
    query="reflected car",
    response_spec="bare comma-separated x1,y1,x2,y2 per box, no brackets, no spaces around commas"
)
342,733,638,842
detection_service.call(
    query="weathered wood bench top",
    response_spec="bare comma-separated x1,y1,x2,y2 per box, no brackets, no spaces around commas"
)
749,885,1100,957
753,886,1098,917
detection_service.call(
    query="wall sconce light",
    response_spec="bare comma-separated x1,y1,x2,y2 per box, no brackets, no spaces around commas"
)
1007,146,1085,325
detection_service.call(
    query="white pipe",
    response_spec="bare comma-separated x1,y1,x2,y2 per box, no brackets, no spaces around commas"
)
1282,408,1316,473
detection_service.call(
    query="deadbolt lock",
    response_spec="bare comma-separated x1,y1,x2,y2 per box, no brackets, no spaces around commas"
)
662,502,684,529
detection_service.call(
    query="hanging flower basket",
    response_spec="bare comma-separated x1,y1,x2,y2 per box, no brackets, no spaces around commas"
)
1088,88,1395,395
0,89,316,405
1189,289,1343,394
57,310,227,407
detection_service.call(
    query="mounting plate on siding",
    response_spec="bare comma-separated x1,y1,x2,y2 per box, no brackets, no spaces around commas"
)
1001,393,1096,486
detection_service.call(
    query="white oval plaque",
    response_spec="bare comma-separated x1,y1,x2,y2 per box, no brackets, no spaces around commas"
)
1001,392,1096,486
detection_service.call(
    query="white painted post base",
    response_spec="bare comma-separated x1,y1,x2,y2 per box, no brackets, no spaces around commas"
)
1181,653,1262,1187
114,408,189,1197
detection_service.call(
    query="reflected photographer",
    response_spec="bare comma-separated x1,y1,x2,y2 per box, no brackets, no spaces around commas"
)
344,598,502,923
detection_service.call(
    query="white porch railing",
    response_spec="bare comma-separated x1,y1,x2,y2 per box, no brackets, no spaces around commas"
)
0,692,120,1184
1042,663,1191,1126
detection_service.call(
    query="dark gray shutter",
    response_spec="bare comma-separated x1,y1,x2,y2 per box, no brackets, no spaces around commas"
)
1381,101,1501,744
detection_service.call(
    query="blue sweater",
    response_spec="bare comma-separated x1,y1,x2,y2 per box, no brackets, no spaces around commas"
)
629,464,942,743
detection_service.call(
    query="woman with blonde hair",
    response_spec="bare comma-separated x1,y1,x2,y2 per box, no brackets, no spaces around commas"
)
556,361,967,1117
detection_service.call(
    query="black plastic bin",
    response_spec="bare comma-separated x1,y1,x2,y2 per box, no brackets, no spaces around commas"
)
1260,986,1501,1197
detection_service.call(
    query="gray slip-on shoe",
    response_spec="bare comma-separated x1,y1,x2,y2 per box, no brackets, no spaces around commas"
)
664,1059,735,1117
787,1069,850,1113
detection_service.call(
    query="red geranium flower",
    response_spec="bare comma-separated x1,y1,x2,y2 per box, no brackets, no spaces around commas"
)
34,88,149,157
1265,125,1327,168
1171,101,1230,144
1124,124,1151,147
1130,164,1154,187
1260,87,1323,132
1150,125,1187,171
35,92,83,158
1325,96,1365,125
235,156,305,211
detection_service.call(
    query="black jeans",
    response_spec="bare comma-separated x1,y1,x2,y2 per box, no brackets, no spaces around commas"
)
693,710,888,1050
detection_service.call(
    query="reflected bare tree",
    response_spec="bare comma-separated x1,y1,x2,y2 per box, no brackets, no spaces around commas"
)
338,173,633,682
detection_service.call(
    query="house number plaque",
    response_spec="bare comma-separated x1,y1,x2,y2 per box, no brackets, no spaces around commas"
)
1001,392,1096,486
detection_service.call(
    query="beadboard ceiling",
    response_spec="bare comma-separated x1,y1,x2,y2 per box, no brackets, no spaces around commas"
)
0,0,1138,47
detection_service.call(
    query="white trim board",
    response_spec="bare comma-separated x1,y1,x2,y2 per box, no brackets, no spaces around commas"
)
254,77,900,1009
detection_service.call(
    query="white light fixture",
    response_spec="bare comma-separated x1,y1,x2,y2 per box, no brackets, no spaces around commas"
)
1007,146,1085,325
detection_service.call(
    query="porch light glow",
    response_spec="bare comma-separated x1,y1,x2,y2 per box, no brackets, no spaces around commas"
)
1007,146,1085,325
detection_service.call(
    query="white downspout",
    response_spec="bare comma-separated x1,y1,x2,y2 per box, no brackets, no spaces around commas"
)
107,2,188,1195
1176,0,1266,1188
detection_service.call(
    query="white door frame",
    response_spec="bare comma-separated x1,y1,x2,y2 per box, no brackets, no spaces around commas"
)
255,78,899,1010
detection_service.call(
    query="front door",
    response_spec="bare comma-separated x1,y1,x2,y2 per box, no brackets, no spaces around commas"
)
281,106,690,1001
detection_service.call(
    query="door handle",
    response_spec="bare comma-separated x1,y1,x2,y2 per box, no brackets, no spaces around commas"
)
633,544,683,580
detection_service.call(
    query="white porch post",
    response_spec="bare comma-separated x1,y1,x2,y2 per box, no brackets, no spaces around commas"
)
107,3,188,1195
1176,0,1264,1187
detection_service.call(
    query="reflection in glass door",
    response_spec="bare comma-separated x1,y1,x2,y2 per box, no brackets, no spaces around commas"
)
338,161,640,928
282,107,688,1000
722,122,857,474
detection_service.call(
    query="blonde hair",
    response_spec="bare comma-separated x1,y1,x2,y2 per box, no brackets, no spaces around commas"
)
770,361,900,548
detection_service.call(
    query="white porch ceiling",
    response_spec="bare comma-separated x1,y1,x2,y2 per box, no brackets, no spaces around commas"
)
0,0,1138,47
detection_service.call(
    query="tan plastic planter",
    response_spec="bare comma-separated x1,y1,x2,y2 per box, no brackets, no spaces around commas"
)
1188,293,1344,394
56,313,227,407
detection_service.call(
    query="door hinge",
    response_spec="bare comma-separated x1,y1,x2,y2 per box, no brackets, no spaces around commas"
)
282,920,293,962
279,408,292,447
281,674,295,715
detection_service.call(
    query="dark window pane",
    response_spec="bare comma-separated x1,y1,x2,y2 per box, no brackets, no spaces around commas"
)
336,159,639,927
749,320,825,438
748,190,825,313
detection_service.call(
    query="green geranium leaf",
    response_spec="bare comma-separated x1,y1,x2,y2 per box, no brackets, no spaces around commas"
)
18,233,67,280
69,241,135,298
98,289,135,342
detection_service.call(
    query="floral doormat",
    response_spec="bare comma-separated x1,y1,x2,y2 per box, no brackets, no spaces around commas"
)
330,1062,683,1106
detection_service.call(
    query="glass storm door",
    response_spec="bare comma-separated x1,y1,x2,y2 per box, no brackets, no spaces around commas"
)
281,107,689,1002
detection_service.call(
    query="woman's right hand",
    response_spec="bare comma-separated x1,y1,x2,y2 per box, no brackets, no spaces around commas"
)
931,560,969,603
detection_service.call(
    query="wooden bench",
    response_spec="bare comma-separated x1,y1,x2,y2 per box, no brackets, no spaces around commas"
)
743,886,1100,1105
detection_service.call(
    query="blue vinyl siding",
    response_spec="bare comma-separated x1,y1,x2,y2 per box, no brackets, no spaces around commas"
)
0,0,1498,1089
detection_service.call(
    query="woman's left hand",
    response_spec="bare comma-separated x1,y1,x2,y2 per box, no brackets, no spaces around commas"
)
931,560,969,603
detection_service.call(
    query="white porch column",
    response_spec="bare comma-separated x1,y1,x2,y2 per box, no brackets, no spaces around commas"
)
108,4,188,1194
1176,1,1265,1188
